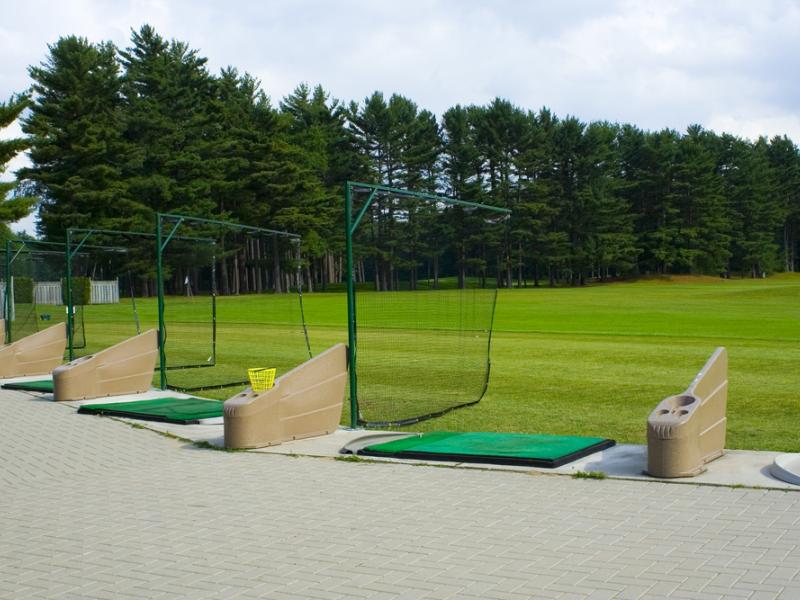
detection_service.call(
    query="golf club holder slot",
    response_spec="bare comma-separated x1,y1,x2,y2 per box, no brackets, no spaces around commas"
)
53,329,158,401
224,344,347,449
0,323,66,378
647,347,728,478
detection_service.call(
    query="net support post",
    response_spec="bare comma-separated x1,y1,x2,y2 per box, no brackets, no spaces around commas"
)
3,240,10,343
345,182,359,429
65,232,74,361
156,214,168,389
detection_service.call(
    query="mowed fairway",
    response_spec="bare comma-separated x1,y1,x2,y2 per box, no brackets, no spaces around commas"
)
71,275,800,451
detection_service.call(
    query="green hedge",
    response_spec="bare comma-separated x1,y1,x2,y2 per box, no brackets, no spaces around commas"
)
62,277,91,306
13,277,33,304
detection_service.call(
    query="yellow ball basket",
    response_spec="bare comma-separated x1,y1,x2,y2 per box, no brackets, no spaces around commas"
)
247,367,276,392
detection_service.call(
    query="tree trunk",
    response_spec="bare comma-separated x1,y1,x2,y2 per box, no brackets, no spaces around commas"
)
233,254,240,295
220,257,230,295
272,235,283,293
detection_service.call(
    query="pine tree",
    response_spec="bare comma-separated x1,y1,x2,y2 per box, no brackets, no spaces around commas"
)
721,135,781,276
207,67,263,220
280,84,363,289
513,109,559,286
581,121,638,279
471,99,527,286
767,135,800,272
119,25,217,217
441,105,482,201
0,94,36,240
668,126,730,273
618,127,681,273
22,36,134,238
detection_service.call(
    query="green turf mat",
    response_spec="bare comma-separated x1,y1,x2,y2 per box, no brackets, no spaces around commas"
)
2,380,54,393
360,431,615,468
78,397,224,424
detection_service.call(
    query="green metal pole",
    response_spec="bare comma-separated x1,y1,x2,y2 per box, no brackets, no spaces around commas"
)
345,183,359,429
4,241,10,343
65,232,74,361
156,215,167,389
210,250,217,365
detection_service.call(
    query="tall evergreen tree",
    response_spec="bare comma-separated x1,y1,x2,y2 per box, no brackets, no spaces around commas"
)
768,135,800,272
280,83,363,288
441,105,482,201
720,135,781,276
618,127,681,273
668,126,730,273
22,36,135,238
513,109,560,286
119,25,217,218
581,121,638,278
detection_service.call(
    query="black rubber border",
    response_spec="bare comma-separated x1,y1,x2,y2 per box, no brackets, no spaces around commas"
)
2,382,53,393
359,438,616,468
77,403,222,425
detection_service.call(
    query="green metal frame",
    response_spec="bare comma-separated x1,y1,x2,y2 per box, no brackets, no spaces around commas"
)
68,226,218,372
3,239,75,345
155,213,303,390
343,181,511,428
3,242,10,343
65,228,159,361
3,237,138,346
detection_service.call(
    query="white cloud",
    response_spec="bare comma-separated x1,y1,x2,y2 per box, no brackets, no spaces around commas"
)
707,113,800,143
4,0,798,130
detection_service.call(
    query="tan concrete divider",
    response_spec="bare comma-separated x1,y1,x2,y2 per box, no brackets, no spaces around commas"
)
0,323,66,378
53,329,158,401
647,347,727,478
0,319,5,344
224,344,347,449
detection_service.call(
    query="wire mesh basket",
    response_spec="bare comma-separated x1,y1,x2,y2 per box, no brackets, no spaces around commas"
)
247,367,276,392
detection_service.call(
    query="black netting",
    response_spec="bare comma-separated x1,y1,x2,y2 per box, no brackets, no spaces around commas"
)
66,231,158,360
4,240,70,346
348,185,508,427
157,215,310,397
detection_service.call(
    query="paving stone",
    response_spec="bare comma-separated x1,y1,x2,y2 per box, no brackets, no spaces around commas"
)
1,388,799,600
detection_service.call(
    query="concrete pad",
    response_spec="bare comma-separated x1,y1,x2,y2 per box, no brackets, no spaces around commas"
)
338,433,799,490
11,386,797,491
248,429,382,457
129,419,224,443
548,443,797,490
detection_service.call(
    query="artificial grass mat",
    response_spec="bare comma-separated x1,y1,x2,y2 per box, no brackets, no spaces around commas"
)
360,431,615,468
78,397,223,424
2,380,54,393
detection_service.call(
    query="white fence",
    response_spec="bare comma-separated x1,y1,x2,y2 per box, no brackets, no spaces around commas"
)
35,282,62,305
0,279,119,313
90,280,119,304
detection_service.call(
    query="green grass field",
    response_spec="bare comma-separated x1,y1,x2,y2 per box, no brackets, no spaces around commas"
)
21,275,800,451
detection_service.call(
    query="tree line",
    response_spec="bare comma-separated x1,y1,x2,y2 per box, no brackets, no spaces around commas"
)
8,25,800,290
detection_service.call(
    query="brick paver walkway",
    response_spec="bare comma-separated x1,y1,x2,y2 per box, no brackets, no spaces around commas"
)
1,390,799,599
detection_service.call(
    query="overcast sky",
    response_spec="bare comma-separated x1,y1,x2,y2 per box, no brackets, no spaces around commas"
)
2,0,800,233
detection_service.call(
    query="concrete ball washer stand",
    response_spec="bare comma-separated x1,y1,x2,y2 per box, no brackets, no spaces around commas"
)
647,348,728,478
646,347,799,487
